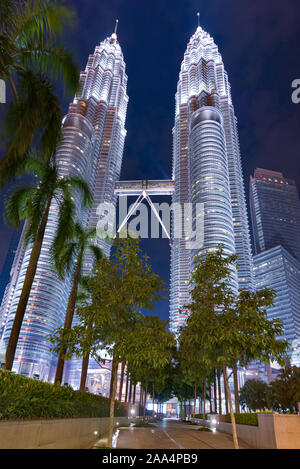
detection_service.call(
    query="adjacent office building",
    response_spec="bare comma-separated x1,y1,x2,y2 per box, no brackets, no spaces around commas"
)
250,169,300,368
250,168,300,261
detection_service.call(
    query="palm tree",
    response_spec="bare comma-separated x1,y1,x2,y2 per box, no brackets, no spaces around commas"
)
52,223,103,384
0,0,79,186
3,153,91,370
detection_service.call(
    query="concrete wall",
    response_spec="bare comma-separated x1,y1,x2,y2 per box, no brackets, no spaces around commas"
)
214,414,300,449
0,416,130,449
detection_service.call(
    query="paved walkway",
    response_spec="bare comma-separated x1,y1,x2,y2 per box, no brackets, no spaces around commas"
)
115,419,253,449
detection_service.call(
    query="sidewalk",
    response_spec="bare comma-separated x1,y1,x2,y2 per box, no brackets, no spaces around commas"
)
115,419,253,449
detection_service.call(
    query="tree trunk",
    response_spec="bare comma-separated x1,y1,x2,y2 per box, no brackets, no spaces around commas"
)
140,386,143,406
143,376,148,418
193,385,197,419
188,399,191,420
79,353,89,391
118,362,125,401
133,384,136,404
233,362,240,413
5,196,52,370
217,369,222,414
223,362,239,449
128,380,132,403
202,373,206,427
209,384,213,413
144,378,148,418
214,369,217,413
108,355,119,448
152,382,155,417
223,369,229,414
55,260,82,384
124,368,129,403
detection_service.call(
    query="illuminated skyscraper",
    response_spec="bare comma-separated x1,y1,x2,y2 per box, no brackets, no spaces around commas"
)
250,168,300,261
170,23,253,334
0,28,128,380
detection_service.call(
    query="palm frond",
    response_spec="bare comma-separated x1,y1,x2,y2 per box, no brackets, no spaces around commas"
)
13,1,76,44
0,70,62,187
4,184,35,228
15,42,79,95
0,0,20,36
52,241,77,279
51,195,76,261
88,244,104,262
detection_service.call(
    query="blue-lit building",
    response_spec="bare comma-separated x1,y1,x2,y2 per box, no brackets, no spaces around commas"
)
253,246,300,360
250,168,300,370
250,168,300,262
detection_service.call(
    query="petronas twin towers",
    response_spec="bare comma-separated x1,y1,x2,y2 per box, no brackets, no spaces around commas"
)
0,22,253,381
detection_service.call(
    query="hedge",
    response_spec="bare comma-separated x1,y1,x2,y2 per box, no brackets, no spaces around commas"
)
0,370,126,420
194,414,209,420
225,413,258,426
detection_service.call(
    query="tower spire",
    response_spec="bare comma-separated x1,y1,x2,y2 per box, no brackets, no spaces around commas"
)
197,12,200,28
114,19,119,35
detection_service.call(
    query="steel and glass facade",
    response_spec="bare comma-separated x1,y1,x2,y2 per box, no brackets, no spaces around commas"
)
0,31,128,380
253,246,300,363
250,168,300,261
170,25,253,334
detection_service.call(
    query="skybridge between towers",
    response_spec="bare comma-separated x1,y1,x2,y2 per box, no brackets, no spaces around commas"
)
114,179,175,196
114,180,175,239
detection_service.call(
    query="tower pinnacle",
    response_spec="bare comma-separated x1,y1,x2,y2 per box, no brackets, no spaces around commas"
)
114,19,119,35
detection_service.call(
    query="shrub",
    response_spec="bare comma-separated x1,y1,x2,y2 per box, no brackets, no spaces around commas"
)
225,413,258,426
194,414,209,420
0,370,126,420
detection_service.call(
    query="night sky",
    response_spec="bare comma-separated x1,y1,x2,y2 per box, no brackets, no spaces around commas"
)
1,0,300,321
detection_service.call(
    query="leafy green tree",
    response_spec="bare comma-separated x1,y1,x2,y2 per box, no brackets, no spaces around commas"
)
178,324,213,424
267,366,300,413
3,154,91,370
51,237,166,447
125,315,176,418
239,379,269,412
182,246,290,449
51,224,103,384
172,363,195,419
0,0,79,186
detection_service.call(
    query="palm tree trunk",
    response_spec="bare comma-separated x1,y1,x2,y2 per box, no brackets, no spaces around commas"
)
217,368,222,414
108,355,118,448
223,363,239,449
54,260,82,384
118,362,125,401
233,362,240,413
5,196,52,370
79,353,89,391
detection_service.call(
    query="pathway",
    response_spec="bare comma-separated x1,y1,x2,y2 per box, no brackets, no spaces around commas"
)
115,419,253,449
